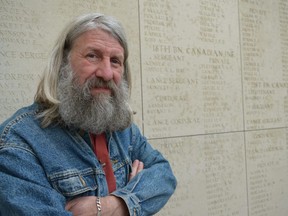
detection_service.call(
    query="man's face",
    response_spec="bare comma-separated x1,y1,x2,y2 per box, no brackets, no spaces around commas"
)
69,29,125,96
57,29,131,134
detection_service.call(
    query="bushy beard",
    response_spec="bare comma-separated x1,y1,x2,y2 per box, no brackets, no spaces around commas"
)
57,62,132,134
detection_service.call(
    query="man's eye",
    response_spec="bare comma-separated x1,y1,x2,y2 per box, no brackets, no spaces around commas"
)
87,54,95,58
111,58,121,65
86,53,98,59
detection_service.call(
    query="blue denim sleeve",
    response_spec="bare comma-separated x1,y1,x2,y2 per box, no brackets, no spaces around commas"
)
0,143,71,216
112,124,177,216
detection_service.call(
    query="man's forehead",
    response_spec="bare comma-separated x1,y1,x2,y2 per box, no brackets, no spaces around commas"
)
72,29,124,52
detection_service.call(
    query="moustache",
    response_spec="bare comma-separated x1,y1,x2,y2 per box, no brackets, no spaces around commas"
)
85,77,116,94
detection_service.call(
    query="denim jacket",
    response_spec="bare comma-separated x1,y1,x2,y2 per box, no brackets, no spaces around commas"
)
0,103,177,216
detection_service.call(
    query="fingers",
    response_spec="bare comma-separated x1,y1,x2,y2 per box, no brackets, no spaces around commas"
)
65,198,77,211
65,196,97,215
129,159,144,180
138,160,144,171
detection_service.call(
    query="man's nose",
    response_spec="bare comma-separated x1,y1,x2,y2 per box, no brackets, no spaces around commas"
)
95,58,113,81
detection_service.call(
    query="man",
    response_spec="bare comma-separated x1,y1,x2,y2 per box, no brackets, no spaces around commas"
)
0,13,177,215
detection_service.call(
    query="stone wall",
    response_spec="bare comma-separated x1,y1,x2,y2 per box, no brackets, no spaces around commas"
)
1,0,287,215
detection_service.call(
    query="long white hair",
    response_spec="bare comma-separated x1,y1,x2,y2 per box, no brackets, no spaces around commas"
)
35,13,131,127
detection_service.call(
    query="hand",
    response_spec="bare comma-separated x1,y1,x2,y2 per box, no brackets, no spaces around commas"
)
65,160,144,215
65,195,129,216
65,196,97,216
129,159,144,181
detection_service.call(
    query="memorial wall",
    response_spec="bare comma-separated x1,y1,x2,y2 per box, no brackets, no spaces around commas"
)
0,0,287,215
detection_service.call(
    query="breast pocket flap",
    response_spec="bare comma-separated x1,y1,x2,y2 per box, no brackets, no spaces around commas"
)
50,169,97,197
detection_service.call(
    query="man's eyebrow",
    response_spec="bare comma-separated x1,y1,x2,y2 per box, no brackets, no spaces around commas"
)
113,53,124,60
84,47,124,58
84,47,101,52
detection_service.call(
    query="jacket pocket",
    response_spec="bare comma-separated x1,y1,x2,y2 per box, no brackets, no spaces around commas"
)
48,168,98,197
112,157,131,188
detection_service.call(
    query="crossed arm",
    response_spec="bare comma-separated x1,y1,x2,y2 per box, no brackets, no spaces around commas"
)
65,160,144,216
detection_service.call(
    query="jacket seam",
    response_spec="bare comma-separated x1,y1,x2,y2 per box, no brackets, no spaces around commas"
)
0,109,39,142
0,142,36,156
48,168,98,180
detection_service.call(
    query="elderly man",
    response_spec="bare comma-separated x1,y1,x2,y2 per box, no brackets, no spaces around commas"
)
0,13,177,215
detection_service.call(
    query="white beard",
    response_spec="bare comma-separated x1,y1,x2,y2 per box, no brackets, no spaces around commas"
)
57,62,132,134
